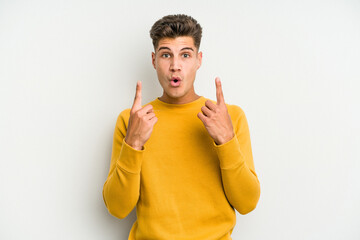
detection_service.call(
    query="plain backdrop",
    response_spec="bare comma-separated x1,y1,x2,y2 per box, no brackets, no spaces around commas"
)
0,0,359,239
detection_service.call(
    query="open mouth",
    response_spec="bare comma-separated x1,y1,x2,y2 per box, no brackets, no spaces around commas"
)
170,77,181,87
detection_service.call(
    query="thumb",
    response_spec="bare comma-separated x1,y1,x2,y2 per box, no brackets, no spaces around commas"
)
131,81,142,112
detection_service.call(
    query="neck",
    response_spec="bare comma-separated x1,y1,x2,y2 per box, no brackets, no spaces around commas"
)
159,91,201,105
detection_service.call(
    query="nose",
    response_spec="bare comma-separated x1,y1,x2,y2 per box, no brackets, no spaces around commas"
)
170,56,181,72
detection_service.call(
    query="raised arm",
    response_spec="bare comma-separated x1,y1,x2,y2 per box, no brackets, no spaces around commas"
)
102,81,157,218
214,106,260,214
198,77,260,214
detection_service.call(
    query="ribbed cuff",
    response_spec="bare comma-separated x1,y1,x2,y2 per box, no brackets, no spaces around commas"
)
116,139,144,174
213,135,245,169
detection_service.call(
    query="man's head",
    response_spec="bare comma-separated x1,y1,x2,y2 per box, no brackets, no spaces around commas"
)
150,14,202,51
150,15,203,104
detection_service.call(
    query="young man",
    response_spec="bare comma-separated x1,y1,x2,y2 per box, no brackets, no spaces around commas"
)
103,14,260,240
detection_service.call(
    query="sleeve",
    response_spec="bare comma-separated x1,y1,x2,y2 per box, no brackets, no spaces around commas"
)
214,105,260,215
102,109,144,219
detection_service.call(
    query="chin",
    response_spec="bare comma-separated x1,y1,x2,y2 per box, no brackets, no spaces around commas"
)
164,92,187,101
167,93,184,99
164,88,183,97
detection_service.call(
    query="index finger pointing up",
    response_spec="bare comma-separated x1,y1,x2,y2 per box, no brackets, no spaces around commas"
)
215,77,225,105
131,81,142,112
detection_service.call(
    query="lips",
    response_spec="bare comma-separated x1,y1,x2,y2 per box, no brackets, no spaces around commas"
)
170,76,181,87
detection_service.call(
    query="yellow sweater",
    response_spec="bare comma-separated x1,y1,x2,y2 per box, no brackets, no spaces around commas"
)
103,96,260,240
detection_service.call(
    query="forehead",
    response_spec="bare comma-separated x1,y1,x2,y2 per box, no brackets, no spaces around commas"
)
157,36,196,51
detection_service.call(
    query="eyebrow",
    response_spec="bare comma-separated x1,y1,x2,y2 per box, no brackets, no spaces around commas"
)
157,47,195,52
180,47,195,52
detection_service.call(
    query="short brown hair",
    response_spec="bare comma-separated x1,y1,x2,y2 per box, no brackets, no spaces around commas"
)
149,14,202,51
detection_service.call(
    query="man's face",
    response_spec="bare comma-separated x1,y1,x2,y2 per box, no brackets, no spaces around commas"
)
152,36,202,104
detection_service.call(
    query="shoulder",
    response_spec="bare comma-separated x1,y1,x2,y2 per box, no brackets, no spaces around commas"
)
226,103,248,130
204,97,246,122
203,97,246,119
114,108,131,132
226,103,245,119
226,103,246,126
116,99,157,126
118,108,131,121
225,103,251,134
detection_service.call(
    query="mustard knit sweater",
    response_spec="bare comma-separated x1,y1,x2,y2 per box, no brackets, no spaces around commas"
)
103,96,260,240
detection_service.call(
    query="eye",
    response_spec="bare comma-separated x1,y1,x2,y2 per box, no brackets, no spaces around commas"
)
162,53,170,58
183,53,190,58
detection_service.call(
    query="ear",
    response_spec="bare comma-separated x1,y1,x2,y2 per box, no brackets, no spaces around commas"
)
151,52,156,69
196,51,203,70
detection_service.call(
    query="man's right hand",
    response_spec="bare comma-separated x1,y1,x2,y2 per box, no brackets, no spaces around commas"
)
124,81,158,150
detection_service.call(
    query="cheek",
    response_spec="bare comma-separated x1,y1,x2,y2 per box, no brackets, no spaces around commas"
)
190,65,198,74
158,62,168,73
156,64,164,74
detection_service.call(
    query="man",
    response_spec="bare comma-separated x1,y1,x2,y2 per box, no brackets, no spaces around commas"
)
103,14,260,240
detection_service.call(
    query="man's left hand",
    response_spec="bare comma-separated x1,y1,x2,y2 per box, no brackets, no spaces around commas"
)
197,77,235,145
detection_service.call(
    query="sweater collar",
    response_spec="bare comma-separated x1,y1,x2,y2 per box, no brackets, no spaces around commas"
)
152,96,206,110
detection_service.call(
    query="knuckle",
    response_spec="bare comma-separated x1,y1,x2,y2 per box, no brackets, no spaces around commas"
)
135,111,142,118
205,100,213,107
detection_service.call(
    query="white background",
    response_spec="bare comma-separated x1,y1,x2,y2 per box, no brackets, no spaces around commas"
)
1,0,359,239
